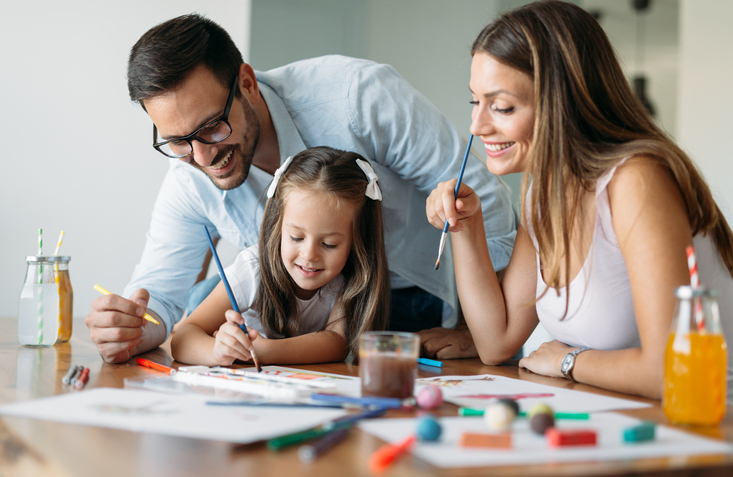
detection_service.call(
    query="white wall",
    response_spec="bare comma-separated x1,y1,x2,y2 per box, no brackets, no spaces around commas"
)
677,0,733,223
0,1,251,319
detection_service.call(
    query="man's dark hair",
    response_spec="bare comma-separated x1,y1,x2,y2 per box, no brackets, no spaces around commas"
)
127,13,243,107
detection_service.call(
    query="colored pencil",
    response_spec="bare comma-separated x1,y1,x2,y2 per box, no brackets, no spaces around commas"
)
93,284,159,324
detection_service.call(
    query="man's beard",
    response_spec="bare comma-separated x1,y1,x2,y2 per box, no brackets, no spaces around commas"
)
191,98,260,191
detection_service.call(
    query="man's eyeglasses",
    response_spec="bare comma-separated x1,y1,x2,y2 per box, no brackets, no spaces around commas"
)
152,76,238,159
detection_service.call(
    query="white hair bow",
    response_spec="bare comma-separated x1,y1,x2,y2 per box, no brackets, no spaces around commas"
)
267,156,294,198
356,159,382,201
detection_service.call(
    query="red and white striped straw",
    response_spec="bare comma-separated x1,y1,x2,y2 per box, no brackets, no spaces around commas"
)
686,245,705,331
686,245,699,288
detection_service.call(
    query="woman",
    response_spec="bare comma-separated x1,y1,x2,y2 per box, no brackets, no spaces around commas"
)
427,0,733,400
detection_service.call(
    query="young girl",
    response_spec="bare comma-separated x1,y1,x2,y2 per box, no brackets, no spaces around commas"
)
171,146,390,366
426,0,733,401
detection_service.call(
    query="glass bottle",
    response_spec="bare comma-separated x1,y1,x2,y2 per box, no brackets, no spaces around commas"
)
48,256,73,342
18,256,60,347
663,286,727,426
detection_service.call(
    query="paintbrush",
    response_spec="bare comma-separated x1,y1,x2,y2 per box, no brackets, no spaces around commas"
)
435,134,474,270
203,226,262,372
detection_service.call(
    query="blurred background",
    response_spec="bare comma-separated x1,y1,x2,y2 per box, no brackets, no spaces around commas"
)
1,0,730,353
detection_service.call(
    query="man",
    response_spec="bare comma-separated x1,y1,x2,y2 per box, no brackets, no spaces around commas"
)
85,14,517,363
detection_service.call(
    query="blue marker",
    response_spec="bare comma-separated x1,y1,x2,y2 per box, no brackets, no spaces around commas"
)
417,357,443,368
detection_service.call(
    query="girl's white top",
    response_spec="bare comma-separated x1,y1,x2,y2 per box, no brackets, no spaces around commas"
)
224,245,344,338
527,159,733,403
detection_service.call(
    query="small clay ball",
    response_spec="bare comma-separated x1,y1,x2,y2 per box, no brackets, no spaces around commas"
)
416,415,442,441
495,398,519,416
484,401,517,431
416,385,443,410
530,412,555,435
528,402,554,419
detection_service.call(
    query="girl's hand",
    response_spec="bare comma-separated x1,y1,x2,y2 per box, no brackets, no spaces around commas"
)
425,180,482,233
211,310,260,366
518,340,571,378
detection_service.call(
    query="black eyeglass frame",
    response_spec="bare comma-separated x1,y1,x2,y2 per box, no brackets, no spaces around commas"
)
152,75,238,159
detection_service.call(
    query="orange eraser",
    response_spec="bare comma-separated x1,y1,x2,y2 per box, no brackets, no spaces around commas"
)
546,428,597,447
459,432,512,449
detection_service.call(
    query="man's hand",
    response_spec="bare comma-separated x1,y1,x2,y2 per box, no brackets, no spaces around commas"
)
417,325,478,359
85,288,164,363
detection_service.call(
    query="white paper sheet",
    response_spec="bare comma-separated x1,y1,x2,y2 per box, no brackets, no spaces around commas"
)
358,413,733,468
0,388,346,444
416,374,651,413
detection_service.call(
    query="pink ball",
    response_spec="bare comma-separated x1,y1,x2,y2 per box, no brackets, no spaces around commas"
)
416,385,443,410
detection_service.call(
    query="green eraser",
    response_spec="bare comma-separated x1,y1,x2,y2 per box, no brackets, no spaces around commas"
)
623,421,656,443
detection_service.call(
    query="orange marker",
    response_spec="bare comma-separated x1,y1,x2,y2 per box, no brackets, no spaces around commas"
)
368,435,416,473
137,358,176,375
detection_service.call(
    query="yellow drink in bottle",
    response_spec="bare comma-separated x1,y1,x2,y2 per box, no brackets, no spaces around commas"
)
663,332,727,426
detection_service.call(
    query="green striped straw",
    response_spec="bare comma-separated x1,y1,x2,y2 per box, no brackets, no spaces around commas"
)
38,228,43,345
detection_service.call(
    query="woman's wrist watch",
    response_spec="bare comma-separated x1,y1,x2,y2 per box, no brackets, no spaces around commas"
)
560,347,591,381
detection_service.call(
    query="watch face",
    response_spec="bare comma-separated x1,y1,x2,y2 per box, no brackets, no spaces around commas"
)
561,355,573,374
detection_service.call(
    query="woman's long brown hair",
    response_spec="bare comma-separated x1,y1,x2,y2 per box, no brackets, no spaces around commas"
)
472,0,733,311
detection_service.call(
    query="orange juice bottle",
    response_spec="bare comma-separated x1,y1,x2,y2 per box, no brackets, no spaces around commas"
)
663,286,727,426
49,256,73,342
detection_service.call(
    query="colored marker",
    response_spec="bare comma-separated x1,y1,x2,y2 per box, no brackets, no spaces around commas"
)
298,427,350,463
417,357,443,368
62,365,81,385
458,407,589,420
74,368,90,390
93,284,160,324
137,358,176,375
369,434,416,473
310,393,409,409
267,407,386,451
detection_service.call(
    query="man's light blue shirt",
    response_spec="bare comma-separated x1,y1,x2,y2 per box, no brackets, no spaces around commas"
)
124,55,517,337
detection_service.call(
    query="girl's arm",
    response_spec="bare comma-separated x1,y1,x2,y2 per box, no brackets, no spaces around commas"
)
426,180,539,364
171,282,255,366
251,301,349,364
519,157,692,399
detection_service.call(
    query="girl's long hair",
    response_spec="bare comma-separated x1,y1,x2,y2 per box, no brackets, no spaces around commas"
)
257,147,390,355
472,0,733,311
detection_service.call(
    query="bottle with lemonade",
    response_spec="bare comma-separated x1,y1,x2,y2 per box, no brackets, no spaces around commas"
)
663,286,727,426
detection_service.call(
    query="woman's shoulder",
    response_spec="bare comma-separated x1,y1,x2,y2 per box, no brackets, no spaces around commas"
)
606,155,680,206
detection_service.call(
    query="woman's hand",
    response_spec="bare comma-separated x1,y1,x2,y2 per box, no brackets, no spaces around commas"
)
425,180,482,233
211,309,260,366
518,340,571,378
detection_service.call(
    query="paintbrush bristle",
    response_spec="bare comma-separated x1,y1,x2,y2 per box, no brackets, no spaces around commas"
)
434,231,447,270
252,351,262,373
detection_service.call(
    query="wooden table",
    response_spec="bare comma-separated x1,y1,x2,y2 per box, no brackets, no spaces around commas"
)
0,317,731,477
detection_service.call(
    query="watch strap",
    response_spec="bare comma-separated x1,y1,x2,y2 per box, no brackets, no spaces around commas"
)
562,347,591,381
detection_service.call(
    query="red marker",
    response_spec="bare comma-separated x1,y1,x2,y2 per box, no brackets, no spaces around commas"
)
137,358,176,375
74,368,90,389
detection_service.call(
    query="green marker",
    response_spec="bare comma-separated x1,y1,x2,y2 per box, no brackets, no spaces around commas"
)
458,407,590,420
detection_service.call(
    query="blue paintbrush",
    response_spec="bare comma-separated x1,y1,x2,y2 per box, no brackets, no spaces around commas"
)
203,226,261,372
435,134,474,270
